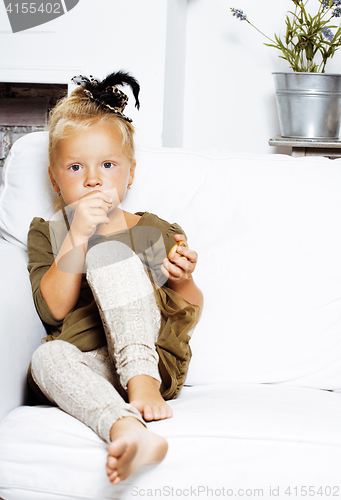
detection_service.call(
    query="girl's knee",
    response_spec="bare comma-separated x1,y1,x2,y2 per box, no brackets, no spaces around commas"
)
31,340,77,379
86,240,134,270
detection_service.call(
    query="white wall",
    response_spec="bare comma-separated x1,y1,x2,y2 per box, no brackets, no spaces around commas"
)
184,0,341,154
0,0,168,148
1,0,341,154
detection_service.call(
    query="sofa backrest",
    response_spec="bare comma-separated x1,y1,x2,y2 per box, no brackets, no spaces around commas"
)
2,131,341,391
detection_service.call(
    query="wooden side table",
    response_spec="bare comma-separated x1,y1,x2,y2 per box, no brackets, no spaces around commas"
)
269,135,341,158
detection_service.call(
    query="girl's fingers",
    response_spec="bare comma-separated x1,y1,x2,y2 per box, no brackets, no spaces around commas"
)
170,235,198,263
164,237,198,281
163,234,198,282
162,259,180,278
175,246,198,263
78,198,112,214
173,234,187,243
168,249,197,270
66,191,113,215
89,215,110,227
160,263,169,279
76,197,112,224
162,257,194,281
79,206,106,216
168,255,190,274
81,190,113,204
72,205,110,237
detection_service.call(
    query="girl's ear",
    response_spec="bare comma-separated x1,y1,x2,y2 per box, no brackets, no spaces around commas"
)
128,160,136,186
48,167,60,194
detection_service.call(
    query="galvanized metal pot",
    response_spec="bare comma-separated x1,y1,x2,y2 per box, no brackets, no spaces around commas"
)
273,72,341,139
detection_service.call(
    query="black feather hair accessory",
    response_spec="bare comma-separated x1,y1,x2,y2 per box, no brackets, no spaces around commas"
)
71,71,140,123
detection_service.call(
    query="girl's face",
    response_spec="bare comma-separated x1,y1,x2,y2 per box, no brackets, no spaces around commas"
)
49,121,135,208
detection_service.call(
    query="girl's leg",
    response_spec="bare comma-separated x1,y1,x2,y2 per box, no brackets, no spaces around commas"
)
31,340,143,443
85,240,172,420
31,340,167,484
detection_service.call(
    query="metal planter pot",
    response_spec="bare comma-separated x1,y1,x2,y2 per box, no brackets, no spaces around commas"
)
273,72,341,139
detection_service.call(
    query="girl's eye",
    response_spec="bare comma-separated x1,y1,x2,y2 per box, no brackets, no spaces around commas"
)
103,162,115,169
70,164,82,172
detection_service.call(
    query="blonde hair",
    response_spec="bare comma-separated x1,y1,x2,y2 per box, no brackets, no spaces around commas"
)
48,86,136,173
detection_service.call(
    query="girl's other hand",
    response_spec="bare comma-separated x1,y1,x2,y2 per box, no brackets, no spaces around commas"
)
70,190,113,243
161,234,198,283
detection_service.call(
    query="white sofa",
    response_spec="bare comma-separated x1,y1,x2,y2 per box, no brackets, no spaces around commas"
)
2,132,341,500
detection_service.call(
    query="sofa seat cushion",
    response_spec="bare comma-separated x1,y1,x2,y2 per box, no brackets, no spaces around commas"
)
1,384,341,500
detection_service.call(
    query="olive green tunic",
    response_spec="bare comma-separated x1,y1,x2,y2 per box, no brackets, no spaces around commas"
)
27,212,200,401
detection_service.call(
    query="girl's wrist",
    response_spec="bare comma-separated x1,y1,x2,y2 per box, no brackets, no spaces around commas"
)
69,229,89,249
54,229,89,274
167,274,193,289
168,276,204,311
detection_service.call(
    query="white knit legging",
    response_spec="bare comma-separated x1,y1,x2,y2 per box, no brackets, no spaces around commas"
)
31,241,162,443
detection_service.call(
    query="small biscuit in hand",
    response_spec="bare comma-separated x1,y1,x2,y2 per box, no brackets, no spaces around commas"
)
168,241,187,260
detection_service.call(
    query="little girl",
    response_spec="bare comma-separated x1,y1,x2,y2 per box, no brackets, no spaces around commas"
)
26,71,203,485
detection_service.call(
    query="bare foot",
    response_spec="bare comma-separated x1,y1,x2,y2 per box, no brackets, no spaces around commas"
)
106,416,168,484
127,375,173,421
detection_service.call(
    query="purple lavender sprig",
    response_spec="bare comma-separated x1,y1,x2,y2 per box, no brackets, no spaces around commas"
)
230,7,275,44
322,27,334,40
322,0,341,8
231,8,247,21
333,6,341,17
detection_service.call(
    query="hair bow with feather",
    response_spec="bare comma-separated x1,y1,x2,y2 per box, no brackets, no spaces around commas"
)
71,71,140,122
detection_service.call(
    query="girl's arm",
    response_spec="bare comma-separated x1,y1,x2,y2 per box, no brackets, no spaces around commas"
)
40,232,87,320
160,234,204,314
40,191,111,319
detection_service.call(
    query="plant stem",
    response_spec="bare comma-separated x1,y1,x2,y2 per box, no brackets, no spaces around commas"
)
245,20,276,44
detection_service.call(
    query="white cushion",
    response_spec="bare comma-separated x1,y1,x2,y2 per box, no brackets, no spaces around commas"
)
0,132,56,249
1,384,341,500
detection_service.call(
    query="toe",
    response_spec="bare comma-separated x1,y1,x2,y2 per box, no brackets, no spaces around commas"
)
159,403,172,420
152,406,161,420
109,470,119,484
108,438,128,458
107,456,116,468
160,404,168,419
143,404,154,421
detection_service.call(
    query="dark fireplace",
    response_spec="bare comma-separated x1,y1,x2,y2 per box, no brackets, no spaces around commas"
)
0,82,68,182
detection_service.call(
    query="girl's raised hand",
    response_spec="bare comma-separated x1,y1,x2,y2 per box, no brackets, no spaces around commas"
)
70,190,113,243
161,234,198,283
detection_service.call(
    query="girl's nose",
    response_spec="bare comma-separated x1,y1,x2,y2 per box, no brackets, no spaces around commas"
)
84,173,103,187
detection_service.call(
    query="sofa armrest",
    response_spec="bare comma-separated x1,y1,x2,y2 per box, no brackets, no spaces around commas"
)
0,238,46,422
